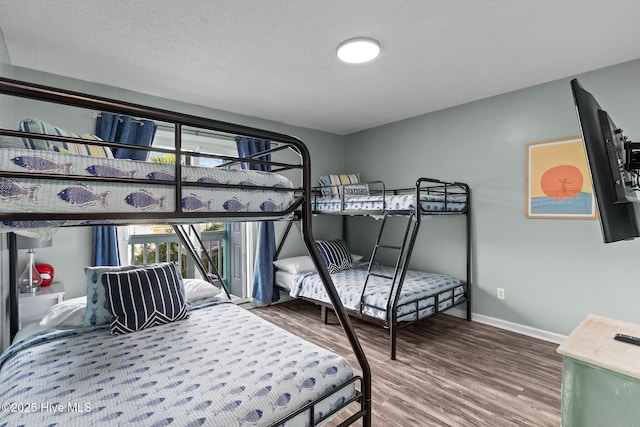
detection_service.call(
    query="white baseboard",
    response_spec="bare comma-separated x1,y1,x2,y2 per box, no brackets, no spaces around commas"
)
446,307,567,345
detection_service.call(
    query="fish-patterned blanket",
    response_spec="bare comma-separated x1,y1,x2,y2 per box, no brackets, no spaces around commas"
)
0,147,295,233
0,300,355,427
290,264,466,322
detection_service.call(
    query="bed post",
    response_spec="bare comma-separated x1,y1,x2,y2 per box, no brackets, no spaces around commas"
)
320,305,328,324
466,186,472,321
8,232,18,341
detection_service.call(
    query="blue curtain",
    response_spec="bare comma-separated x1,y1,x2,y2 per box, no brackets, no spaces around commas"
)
92,112,157,266
236,136,279,304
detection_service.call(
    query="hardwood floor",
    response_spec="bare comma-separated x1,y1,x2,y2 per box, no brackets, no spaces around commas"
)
253,300,562,427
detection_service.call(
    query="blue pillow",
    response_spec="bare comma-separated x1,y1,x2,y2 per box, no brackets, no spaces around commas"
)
102,262,188,335
316,240,353,273
83,265,139,326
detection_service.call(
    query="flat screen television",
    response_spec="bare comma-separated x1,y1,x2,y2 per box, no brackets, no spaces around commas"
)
571,78,640,243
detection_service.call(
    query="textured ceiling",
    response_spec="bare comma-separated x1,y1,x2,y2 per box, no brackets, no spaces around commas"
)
0,0,639,135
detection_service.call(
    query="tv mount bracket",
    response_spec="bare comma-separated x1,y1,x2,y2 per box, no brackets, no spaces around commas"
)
620,129,640,172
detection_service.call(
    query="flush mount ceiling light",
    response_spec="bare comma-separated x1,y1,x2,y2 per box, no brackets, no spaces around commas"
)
337,37,381,64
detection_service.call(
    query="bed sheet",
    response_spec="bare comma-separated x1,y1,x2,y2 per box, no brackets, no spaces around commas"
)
0,147,295,232
290,264,466,322
0,300,355,427
275,270,301,293
311,193,467,213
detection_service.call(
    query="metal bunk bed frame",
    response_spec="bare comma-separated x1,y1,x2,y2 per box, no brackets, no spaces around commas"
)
0,77,371,427
277,177,471,360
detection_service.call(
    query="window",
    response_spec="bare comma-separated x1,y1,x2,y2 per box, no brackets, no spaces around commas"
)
123,127,249,297
150,126,239,167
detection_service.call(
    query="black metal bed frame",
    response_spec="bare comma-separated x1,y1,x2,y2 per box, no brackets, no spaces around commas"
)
0,77,371,427
276,177,472,360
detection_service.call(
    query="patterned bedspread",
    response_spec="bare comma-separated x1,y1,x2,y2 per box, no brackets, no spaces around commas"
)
0,147,295,232
0,300,355,427
290,264,466,322
311,193,467,214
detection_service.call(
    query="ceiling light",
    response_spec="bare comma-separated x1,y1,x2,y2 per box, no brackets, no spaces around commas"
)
337,38,380,64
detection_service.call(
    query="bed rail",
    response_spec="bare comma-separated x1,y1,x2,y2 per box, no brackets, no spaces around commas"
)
0,77,371,426
311,177,469,216
0,79,306,224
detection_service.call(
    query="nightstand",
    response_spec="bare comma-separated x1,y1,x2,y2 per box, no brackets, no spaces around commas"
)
18,282,65,329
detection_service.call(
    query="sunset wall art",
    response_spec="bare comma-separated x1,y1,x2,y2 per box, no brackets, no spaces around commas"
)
526,137,596,219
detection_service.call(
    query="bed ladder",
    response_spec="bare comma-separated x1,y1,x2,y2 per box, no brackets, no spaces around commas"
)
172,224,231,299
359,211,420,359
360,212,417,314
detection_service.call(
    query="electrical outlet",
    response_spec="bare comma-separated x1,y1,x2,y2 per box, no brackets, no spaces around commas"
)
497,288,506,300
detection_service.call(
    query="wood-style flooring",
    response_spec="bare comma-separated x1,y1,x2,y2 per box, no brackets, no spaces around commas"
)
253,299,562,427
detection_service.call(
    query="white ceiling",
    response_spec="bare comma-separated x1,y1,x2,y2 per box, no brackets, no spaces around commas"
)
0,1,639,135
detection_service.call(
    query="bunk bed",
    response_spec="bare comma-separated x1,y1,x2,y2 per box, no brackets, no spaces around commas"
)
0,77,371,427
275,178,471,360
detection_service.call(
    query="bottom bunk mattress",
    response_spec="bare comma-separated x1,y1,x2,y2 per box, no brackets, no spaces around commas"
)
0,299,356,427
285,264,466,323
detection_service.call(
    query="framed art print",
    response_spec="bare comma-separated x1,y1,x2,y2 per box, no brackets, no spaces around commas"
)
526,136,596,219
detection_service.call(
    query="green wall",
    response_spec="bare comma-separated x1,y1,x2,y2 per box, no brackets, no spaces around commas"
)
344,59,640,337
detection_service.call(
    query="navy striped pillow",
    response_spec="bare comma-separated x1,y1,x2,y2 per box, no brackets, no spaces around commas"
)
102,262,188,335
316,240,353,273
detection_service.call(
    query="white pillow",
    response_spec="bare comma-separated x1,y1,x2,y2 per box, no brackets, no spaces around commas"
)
184,278,221,301
273,254,364,274
39,296,87,328
273,256,316,274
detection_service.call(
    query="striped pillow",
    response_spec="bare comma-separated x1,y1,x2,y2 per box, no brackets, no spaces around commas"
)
319,173,365,196
20,117,114,158
52,134,114,158
102,262,189,335
316,240,353,273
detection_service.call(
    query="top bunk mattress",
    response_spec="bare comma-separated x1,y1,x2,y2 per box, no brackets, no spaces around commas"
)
311,193,467,214
0,147,296,231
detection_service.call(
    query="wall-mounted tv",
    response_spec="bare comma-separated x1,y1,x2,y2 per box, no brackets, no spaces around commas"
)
570,79,640,243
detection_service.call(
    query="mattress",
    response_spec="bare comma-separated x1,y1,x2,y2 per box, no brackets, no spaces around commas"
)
0,299,356,427
0,147,295,231
311,193,467,214
275,270,300,292
290,264,466,322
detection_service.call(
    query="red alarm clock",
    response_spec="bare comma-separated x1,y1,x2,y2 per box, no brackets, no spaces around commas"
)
35,263,55,286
